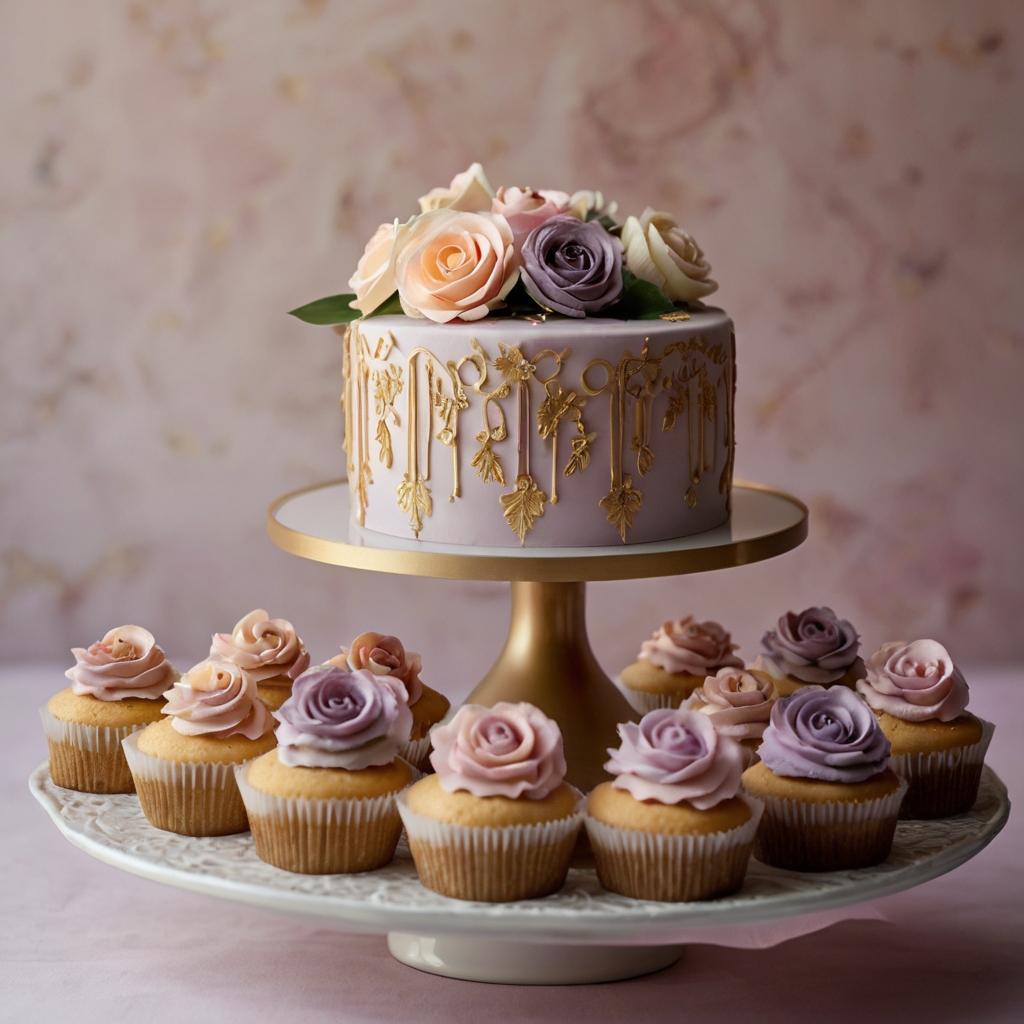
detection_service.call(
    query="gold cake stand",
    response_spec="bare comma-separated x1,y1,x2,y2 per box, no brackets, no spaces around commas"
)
268,479,807,792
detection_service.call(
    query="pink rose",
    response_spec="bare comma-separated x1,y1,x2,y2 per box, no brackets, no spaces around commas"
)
210,609,310,683
638,616,743,676
856,640,969,723
491,186,571,245
429,702,566,800
338,631,424,705
395,208,518,323
685,667,776,741
162,659,270,740
66,625,177,701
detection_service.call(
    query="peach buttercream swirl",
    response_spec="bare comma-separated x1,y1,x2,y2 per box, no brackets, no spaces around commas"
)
856,640,969,723
331,632,423,706
638,617,743,676
162,659,270,739
430,702,566,800
685,667,777,742
66,625,177,701
605,708,745,809
210,609,310,683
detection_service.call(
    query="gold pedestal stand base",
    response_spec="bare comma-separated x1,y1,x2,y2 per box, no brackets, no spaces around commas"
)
465,582,636,793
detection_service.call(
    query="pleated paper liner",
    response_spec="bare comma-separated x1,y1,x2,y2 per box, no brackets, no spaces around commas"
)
236,761,409,874
121,731,250,836
399,734,434,774
621,689,685,714
750,777,909,872
396,789,585,902
584,797,763,902
890,718,994,819
40,705,143,794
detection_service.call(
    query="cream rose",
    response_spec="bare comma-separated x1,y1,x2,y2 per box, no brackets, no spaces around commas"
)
567,190,618,223
418,162,495,214
348,220,402,315
491,186,571,244
621,207,718,302
394,208,518,323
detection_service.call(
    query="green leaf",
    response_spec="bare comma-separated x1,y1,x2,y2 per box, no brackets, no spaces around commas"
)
287,294,361,325
605,271,676,320
364,290,405,318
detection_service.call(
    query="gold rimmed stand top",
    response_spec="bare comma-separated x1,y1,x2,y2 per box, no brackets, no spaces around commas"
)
267,479,807,584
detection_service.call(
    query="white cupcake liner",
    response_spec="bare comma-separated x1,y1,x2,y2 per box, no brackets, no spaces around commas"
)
396,788,585,902
235,760,408,873
399,734,434,773
753,776,908,828
40,705,146,754
889,718,994,818
622,689,683,714
585,796,764,902
121,731,251,836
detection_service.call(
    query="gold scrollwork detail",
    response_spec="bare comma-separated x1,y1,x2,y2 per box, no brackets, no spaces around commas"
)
465,338,510,487
500,474,547,544
372,363,403,468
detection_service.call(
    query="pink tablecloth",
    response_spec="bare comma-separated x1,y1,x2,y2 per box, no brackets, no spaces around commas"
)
3,665,1021,1022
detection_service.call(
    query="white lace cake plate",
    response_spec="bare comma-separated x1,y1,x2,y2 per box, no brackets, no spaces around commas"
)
30,762,1009,984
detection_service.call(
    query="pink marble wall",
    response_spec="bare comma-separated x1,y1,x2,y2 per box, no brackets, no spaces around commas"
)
2,0,1022,690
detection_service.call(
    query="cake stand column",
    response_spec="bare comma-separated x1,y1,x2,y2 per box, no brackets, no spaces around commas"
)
465,581,637,793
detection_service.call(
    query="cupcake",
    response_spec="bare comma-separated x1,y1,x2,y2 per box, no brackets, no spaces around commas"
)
329,632,450,771
123,659,275,836
684,666,777,763
856,640,993,819
620,616,743,713
42,626,178,793
397,702,583,902
237,665,413,874
753,606,865,697
742,686,907,871
211,609,310,711
586,708,761,902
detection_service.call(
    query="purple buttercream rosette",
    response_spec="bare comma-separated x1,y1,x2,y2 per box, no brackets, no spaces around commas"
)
762,606,862,684
758,687,890,784
520,215,623,317
273,665,413,770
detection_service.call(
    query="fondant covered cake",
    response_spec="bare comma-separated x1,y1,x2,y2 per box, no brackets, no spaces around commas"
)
292,163,735,547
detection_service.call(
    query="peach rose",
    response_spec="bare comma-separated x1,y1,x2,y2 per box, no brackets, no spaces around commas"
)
348,220,404,315
418,162,495,214
395,208,518,323
491,186,571,244
621,207,718,302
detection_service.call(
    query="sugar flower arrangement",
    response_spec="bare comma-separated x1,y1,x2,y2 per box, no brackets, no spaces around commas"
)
290,163,717,326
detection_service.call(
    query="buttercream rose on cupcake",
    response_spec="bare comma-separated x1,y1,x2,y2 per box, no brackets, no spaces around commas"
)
758,606,862,685
335,631,424,705
640,617,743,676
686,667,776,742
211,609,310,683
856,640,969,723
67,625,178,700
621,208,717,302
162,660,270,740
430,701,566,799
394,208,518,323
520,216,623,317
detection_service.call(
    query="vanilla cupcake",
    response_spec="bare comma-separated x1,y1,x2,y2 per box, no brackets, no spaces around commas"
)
620,617,743,713
211,609,310,711
42,626,178,793
856,640,993,819
753,606,865,697
685,666,777,763
742,687,906,871
123,659,275,836
237,665,413,873
329,632,450,771
398,702,583,902
586,708,761,902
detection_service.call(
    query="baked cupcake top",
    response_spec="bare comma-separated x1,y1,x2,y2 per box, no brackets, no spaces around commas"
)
330,632,424,705
429,702,565,800
66,625,178,701
758,686,889,783
210,609,310,683
605,707,745,809
758,606,862,684
637,617,742,676
855,640,969,723
273,665,413,769
162,659,270,739
685,667,777,742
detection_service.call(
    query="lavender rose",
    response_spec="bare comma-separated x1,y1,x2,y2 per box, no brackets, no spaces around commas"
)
856,640,969,723
761,606,862,684
520,215,623,317
758,687,890,784
274,665,413,769
605,708,745,809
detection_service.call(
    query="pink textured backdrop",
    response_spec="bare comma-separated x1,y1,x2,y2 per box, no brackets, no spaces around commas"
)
2,0,1022,689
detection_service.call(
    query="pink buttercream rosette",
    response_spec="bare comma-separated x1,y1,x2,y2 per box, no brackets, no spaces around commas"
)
429,702,566,800
638,617,743,676
66,625,177,701
685,667,777,745
856,640,970,723
162,659,270,740
210,609,310,684
333,632,424,706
